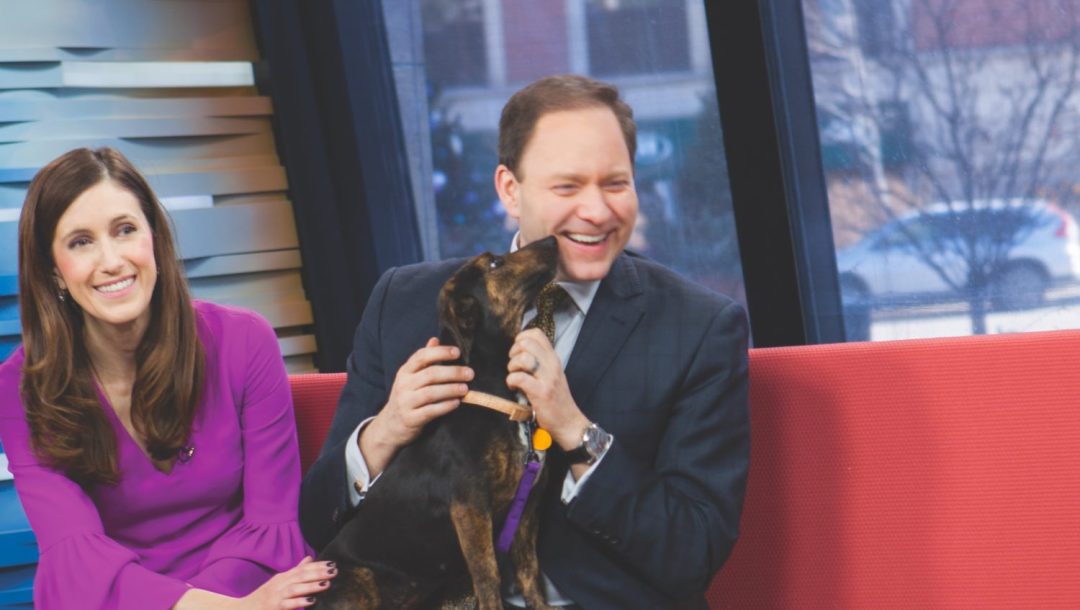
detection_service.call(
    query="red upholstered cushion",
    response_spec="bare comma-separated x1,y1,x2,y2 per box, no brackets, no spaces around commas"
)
289,372,347,473
709,330,1080,609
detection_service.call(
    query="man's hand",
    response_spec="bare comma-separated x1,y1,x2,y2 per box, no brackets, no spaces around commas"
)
507,328,590,454
359,338,473,476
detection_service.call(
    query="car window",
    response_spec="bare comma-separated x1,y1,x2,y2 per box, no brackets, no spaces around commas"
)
874,217,933,249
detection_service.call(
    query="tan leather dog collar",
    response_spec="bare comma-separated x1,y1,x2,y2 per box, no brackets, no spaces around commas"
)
462,390,532,421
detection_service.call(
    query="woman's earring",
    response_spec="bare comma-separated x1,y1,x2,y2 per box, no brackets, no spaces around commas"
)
58,290,66,302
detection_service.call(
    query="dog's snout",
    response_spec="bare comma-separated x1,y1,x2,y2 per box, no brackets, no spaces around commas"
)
530,235,558,251
525,236,558,261
509,235,559,273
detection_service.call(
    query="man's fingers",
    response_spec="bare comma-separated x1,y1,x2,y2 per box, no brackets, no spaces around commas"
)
402,342,461,373
507,353,538,375
516,327,549,343
416,364,474,387
506,370,535,394
409,383,469,412
509,333,548,357
414,398,463,421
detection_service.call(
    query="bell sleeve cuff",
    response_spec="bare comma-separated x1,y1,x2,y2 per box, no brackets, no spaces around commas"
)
34,531,190,610
189,517,314,596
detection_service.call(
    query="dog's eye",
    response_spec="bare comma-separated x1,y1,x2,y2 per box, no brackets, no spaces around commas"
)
489,258,503,269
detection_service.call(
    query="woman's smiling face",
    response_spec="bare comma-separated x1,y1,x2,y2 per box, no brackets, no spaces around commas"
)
51,179,157,334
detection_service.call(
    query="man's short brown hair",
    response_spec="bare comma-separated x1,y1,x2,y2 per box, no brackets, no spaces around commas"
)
498,74,636,178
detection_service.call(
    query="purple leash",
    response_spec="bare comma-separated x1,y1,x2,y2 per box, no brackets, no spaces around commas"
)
496,459,541,553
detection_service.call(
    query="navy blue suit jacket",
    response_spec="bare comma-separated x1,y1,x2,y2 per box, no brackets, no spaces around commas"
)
300,251,750,609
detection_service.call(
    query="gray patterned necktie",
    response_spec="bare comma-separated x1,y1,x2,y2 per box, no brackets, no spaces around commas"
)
527,283,570,344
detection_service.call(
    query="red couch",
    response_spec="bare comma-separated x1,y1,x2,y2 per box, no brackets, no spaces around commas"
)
291,329,1080,608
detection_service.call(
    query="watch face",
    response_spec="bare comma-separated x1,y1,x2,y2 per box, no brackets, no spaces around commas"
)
584,425,611,458
566,423,612,465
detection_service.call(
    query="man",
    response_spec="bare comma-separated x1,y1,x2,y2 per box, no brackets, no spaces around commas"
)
300,74,750,609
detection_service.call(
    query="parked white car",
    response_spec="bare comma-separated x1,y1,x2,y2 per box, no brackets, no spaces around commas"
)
836,199,1080,314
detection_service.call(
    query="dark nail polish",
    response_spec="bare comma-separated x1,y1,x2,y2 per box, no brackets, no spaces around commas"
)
326,561,336,568
306,597,316,603
327,567,338,575
319,580,328,586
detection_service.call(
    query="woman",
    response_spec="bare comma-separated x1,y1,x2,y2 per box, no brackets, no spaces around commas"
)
0,148,335,609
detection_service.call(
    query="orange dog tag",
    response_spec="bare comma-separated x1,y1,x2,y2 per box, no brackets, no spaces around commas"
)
532,428,552,451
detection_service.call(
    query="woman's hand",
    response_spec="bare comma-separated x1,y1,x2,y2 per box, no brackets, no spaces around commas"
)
239,556,337,609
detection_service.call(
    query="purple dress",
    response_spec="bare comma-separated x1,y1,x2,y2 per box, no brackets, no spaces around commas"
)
0,301,312,609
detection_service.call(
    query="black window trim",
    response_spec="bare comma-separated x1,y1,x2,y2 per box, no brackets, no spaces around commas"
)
705,0,847,346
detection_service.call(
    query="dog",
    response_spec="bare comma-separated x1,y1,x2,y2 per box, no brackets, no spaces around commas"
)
315,236,561,610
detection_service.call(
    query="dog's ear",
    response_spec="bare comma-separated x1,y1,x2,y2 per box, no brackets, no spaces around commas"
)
441,294,479,362
438,280,482,362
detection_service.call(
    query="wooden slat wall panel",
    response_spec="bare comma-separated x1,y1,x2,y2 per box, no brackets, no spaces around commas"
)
0,132,279,167
0,96,273,122
0,0,317,372
0,62,255,89
0,1,257,57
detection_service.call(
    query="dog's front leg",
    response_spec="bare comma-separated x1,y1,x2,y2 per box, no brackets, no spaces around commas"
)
449,501,503,610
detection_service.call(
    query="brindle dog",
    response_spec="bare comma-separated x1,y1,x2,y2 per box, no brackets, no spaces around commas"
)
315,236,560,610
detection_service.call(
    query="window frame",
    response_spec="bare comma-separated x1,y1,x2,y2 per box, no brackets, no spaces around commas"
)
705,0,847,345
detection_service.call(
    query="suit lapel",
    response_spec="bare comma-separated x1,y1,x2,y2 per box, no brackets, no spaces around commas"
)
565,253,645,415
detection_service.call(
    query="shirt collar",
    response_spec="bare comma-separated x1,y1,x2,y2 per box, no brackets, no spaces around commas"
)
510,232,600,316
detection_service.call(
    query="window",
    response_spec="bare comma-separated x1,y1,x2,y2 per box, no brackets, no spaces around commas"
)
852,0,897,56
384,0,747,310
804,0,1080,340
585,0,692,77
422,0,487,87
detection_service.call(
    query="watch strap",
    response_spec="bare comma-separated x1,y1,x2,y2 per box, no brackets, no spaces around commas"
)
563,443,592,465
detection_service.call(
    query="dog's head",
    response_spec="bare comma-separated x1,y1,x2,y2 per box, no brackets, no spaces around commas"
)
438,236,559,367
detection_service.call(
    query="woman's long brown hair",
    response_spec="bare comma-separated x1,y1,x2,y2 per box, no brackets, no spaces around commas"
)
17,147,204,486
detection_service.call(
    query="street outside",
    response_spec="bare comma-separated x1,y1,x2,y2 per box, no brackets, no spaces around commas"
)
867,282,1080,341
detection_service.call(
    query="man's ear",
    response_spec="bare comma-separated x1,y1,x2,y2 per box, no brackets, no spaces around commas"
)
494,164,521,220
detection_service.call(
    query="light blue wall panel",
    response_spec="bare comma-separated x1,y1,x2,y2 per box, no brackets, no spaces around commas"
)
0,222,14,278
0,62,255,90
172,201,299,258
0,95,272,122
0,165,287,208
185,251,303,279
0,1,257,57
0,133,278,168
0,117,269,141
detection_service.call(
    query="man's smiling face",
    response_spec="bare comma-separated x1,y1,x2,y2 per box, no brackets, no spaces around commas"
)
496,105,638,282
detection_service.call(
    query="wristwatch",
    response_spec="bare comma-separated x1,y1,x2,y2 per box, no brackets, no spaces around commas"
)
564,422,613,465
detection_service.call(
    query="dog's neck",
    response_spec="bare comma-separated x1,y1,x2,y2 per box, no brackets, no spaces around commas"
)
440,331,515,401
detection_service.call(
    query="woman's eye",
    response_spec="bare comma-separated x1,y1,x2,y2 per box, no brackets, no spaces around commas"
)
118,223,137,235
68,237,91,249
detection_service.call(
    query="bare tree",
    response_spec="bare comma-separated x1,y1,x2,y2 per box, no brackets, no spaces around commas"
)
811,0,1080,335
